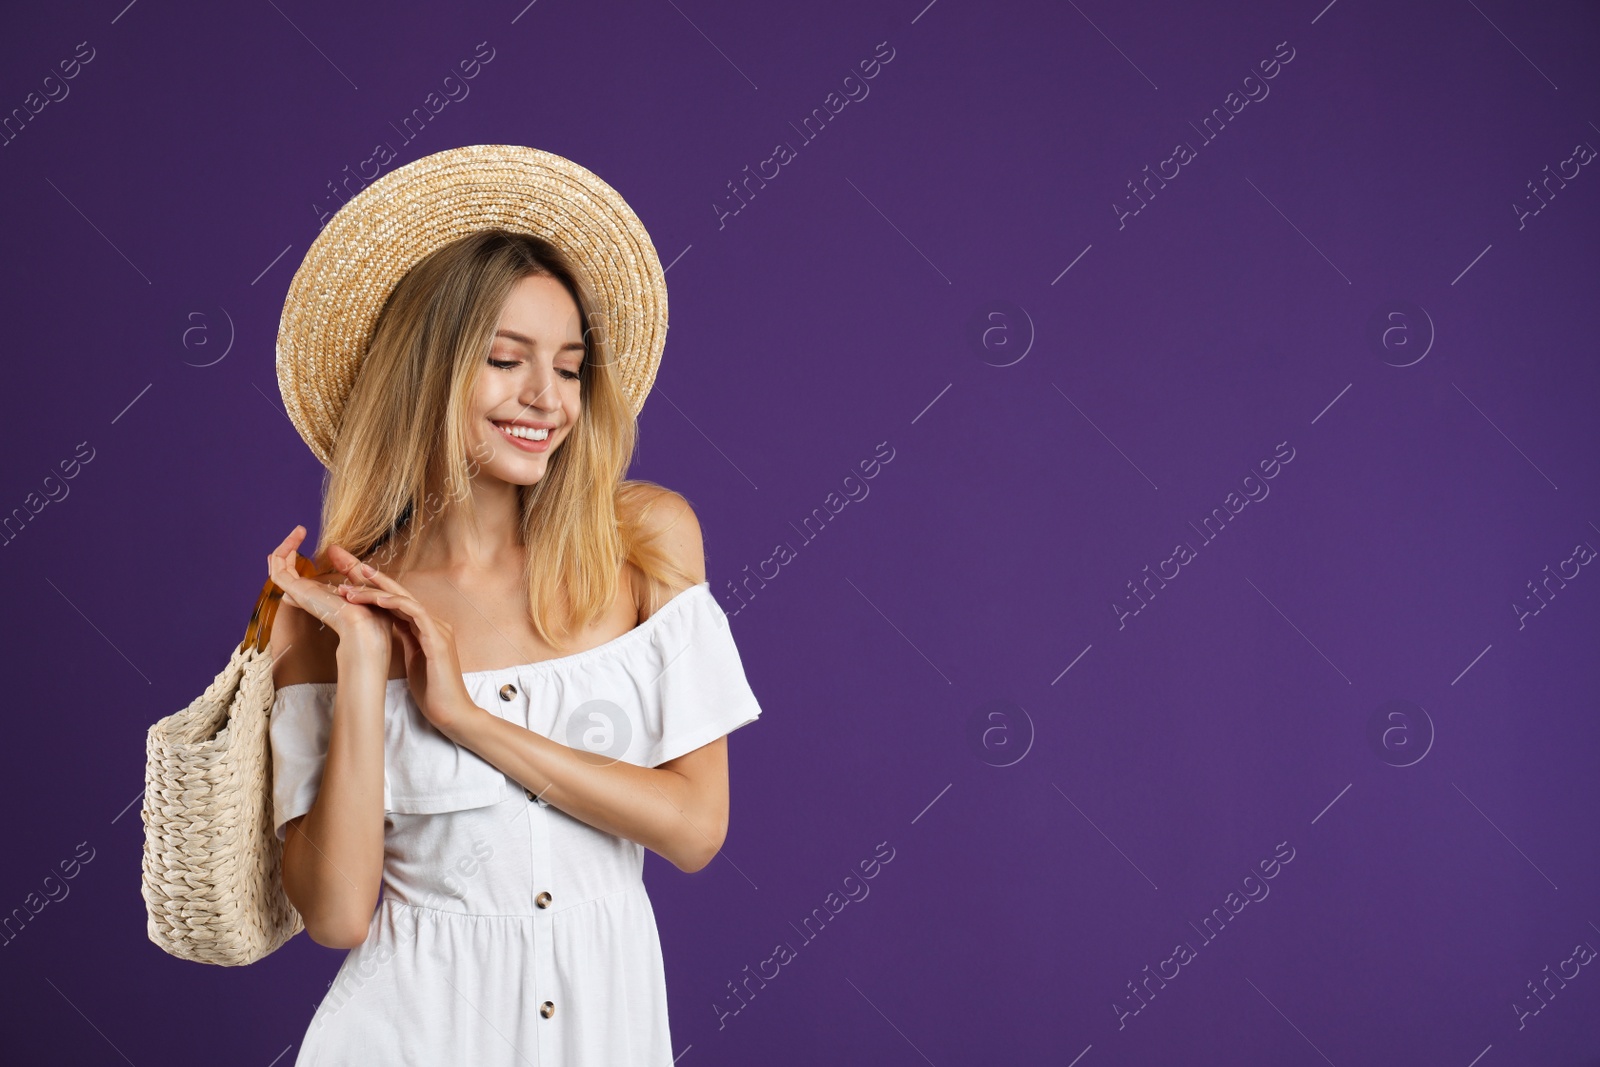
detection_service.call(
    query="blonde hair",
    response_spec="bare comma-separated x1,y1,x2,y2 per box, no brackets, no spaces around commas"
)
310,229,694,652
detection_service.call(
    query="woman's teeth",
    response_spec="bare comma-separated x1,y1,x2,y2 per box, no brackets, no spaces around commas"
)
494,422,550,441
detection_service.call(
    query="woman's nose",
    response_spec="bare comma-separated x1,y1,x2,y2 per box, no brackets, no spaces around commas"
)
519,366,561,410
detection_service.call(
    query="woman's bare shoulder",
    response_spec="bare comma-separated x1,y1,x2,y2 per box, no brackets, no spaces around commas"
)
620,483,707,621
620,483,703,555
267,574,344,687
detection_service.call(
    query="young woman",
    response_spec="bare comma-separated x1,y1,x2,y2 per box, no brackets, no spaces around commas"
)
263,159,762,1065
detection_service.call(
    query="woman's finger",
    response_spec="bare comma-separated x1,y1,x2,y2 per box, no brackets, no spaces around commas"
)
269,524,305,561
325,543,382,586
267,526,306,584
331,548,417,600
338,584,419,615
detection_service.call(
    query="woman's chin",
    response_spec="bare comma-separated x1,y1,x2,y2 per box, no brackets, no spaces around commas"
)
479,456,551,487
469,434,563,486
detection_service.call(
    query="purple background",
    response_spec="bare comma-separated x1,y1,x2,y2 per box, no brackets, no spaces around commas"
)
3,0,1598,1063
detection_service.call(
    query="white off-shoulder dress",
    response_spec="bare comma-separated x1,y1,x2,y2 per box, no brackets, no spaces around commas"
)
269,582,763,1067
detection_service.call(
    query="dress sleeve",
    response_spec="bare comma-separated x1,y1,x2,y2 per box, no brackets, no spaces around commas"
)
268,680,509,840
268,683,336,843
640,586,764,768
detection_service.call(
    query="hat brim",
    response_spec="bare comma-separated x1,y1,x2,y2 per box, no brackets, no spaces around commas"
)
276,144,668,469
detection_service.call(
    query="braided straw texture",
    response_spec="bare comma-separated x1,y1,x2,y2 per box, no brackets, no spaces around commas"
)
276,144,669,469
141,642,303,965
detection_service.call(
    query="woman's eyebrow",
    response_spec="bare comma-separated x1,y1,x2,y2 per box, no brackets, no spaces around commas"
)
494,329,585,353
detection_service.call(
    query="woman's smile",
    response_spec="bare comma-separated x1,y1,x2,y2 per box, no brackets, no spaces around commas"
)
490,418,556,451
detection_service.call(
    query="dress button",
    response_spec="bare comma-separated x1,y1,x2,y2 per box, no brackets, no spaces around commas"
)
498,683,517,701
540,1000,555,1019
535,891,552,909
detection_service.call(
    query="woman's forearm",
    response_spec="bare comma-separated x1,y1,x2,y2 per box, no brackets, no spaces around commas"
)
444,706,723,873
282,647,389,947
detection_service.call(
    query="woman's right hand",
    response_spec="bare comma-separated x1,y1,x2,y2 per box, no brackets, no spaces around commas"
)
268,525,393,657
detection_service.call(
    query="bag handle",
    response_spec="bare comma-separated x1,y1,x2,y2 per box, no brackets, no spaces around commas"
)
241,552,325,655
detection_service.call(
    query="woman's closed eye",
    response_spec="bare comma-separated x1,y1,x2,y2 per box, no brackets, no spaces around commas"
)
488,357,580,380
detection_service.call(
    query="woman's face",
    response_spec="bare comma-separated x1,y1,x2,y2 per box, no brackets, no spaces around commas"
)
467,272,586,486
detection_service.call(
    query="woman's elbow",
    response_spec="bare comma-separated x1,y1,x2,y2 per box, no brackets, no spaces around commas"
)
293,886,376,947
673,821,728,874
317,928,370,951
303,914,370,949
673,848,714,875
288,888,370,947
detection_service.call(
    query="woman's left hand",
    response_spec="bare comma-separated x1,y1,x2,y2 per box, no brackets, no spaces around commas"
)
333,555,476,738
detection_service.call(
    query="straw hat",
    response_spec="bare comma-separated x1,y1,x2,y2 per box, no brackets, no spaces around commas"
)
276,144,669,469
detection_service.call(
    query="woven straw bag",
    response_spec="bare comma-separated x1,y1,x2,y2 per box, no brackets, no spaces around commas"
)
141,554,319,965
